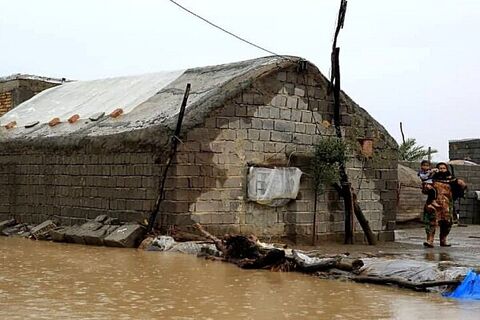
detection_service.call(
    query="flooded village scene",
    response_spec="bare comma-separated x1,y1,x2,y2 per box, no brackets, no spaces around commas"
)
1,1,480,319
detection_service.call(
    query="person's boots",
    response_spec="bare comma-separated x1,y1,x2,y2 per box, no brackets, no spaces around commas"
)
439,221,452,247
423,230,435,248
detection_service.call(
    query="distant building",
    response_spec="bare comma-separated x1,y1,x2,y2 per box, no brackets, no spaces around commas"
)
450,138,480,164
0,74,66,117
449,139,480,224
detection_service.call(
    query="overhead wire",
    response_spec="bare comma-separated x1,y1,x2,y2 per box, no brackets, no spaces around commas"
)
167,0,295,61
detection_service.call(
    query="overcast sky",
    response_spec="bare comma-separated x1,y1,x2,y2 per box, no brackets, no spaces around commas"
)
1,0,479,160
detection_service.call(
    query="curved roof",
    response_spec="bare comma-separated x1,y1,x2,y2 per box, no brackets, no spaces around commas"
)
0,56,293,142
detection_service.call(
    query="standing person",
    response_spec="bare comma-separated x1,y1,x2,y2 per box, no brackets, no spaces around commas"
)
422,162,468,248
430,163,454,247
424,162,465,248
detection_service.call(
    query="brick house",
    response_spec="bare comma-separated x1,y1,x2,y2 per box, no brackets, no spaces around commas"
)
0,56,398,243
0,74,65,117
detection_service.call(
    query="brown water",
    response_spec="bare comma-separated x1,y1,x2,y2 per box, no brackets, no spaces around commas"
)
1,237,479,320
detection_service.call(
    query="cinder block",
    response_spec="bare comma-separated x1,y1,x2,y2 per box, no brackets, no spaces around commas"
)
235,105,247,116
277,72,287,82
247,129,260,140
259,131,270,141
257,106,270,118
271,131,292,143
274,120,294,132
286,97,298,109
294,86,305,97
270,107,280,119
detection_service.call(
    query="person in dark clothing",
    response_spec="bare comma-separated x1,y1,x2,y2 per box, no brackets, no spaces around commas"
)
423,162,467,248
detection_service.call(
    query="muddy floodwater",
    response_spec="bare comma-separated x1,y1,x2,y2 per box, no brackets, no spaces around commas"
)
1,237,480,320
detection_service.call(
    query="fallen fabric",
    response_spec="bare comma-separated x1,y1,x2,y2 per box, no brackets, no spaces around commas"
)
444,270,480,300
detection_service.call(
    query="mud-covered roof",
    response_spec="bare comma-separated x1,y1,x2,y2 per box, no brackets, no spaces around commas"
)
0,56,294,143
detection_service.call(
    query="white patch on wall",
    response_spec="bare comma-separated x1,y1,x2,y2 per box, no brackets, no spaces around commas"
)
247,167,303,207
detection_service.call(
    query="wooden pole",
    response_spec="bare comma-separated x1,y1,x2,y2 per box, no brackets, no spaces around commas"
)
330,0,375,244
330,2,354,244
399,122,406,144
147,83,191,233
312,190,318,245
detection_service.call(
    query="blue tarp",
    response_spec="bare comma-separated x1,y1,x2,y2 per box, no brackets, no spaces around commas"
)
444,270,480,300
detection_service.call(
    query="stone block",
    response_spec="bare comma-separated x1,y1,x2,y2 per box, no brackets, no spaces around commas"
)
271,131,292,143
216,117,230,129
235,105,247,116
293,133,313,145
259,130,270,141
30,220,57,240
291,110,302,122
262,119,274,130
297,99,308,110
49,227,67,242
257,106,270,118
270,107,280,119
0,219,16,233
280,109,291,120
247,129,260,140
83,225,119,246
271,95,287,107
294,86,305,97
104,224,146,248
274,120,294,132
251,118,262,129
276,72,287,82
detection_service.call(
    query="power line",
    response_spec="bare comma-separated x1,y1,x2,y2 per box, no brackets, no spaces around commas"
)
167,0,291,60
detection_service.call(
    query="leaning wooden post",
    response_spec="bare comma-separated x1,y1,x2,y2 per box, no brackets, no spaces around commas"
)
147,83,191,233
312,189,318,245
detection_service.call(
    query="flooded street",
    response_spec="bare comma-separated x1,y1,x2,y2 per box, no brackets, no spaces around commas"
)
1,237,480,319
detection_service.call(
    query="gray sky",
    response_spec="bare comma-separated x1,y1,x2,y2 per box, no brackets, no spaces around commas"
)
1,0,479,160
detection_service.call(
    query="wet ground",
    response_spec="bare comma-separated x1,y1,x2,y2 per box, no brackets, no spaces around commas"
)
296,224,480,267
394,224,480,266
1,235,480,319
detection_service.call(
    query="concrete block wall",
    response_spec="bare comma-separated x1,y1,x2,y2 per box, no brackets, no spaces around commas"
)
163,64,398,242
450,139,480,163
0,151,158,226
451,164,480,224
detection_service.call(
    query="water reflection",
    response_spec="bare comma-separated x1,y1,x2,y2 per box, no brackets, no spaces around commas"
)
1,237,479,319
424,251,453,262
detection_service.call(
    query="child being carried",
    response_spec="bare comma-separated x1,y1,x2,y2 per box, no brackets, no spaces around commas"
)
418,160,439,207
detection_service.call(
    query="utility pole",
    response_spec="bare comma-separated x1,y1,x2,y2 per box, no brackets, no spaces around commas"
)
330,0,354,244
329,1,376,245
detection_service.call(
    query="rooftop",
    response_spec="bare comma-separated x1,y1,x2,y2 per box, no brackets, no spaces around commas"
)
0,73,70,84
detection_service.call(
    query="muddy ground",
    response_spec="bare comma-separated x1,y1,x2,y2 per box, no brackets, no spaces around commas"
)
296,224,480,267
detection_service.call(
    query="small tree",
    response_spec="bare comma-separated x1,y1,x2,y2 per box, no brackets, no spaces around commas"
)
311,137,347,194
398,138,437,161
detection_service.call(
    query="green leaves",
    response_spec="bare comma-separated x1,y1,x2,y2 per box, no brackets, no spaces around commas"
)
398,138,437,161
311,137,347,193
